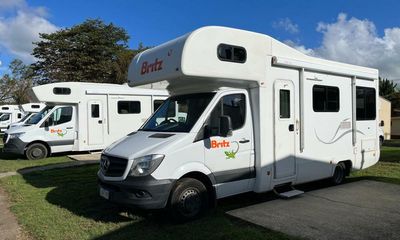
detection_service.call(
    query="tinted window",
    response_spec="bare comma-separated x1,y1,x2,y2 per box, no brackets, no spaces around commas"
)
0,114,10,121
356,87,376,121
53,87,71,95
91,104,100,118
118,101,141,114
217,44,247,63
1,107,9,110
141,93,215,133
207,94,246,136
153,100,164,111
313,85,340,112
17,113,22,119
48,107,72,126
32,105,41,109
280,90,290,118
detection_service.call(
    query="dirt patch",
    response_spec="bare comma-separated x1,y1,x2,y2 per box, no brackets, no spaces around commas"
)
0,187,23,240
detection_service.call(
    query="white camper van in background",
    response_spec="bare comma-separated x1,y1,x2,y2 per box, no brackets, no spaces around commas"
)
0,105,24,133
97,26,380,220
7,103,46,130
3,82,168,160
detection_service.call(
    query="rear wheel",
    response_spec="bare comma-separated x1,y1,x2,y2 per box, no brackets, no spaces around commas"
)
169,178,209,222
331,162,346,185
25,143,48,160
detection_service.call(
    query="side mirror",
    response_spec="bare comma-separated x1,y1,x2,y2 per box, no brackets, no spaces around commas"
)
44,119,50,128
219,115,233,137
380,120,384,127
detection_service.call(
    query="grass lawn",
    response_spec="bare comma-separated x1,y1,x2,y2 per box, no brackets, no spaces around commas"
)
0,139,73,173
0,146,399,240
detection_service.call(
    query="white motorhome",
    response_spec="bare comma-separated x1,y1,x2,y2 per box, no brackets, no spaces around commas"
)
97,26,380,220
0,105,24,133
3,82,168,159
7,103,46,130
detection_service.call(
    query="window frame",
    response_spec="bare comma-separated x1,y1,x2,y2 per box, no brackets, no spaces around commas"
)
53,87,71,95
217,43,247,63
117,101,141,114
356,86,376,121
312,84,340,112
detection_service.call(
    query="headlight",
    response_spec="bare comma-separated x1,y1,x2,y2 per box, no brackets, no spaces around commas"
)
9,133,24,139
129,154,165,177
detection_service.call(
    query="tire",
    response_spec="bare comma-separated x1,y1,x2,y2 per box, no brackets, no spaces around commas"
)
25,143,48,160
331,162,346,185
169,178,209,222
379,137,384,147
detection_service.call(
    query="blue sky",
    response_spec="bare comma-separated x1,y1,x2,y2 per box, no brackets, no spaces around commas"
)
1,0,400,80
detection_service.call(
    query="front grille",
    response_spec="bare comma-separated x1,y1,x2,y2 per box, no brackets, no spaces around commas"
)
101,154,128,177
2,133,8,144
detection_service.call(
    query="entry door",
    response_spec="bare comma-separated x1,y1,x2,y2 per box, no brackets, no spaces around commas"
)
204,92,253,197
88,101,104,145
274,80,296,179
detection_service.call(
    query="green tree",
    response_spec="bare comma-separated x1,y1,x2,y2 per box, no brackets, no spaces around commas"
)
32,19,130,84
0,59,33,104
379,77,397,98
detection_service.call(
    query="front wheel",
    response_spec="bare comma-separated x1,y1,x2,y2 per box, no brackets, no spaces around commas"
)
331,162,346,185
169,178,209,222
25,143,48,160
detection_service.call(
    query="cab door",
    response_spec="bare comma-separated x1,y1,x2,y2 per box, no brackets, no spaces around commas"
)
204,91,254,198
43,106,76,152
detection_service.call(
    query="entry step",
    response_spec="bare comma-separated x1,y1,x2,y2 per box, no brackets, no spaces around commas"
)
273,189,304,199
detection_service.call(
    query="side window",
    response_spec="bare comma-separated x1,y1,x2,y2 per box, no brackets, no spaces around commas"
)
153,100,164,112
48,107,73,126
217,44,247,63
313,85,340,112
17,113,22,119
91,104,100,118
279,90,290,118
53,87,71,95
118,101,141,114
356,87,376,120
207,94,246,136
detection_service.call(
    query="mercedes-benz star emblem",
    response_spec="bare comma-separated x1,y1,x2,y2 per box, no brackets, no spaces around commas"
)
101,155,110,173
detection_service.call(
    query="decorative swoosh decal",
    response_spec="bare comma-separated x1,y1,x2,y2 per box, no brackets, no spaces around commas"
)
314,118,365,144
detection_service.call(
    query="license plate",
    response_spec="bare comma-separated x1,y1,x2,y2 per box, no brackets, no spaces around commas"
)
99,187,109,200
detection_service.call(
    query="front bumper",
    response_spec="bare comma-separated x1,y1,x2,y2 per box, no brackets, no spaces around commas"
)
98,172,174,209
2,137,27,155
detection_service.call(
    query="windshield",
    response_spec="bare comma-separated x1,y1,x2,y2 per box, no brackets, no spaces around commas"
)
140,93,216,133
18,113,32,123
0,113,10,122
26,106,54,125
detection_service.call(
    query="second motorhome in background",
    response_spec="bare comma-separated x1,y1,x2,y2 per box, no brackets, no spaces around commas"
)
7,103,46,130
3,82,168,159
97,26,380,220
0,105,24,133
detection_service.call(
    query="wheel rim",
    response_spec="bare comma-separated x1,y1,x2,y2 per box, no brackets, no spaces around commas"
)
178,188,201,217
31,147,44,159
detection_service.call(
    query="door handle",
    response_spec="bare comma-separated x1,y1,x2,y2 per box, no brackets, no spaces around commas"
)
98,120,103,124
239,139,250,144
66,127,73,129
288,124,294,132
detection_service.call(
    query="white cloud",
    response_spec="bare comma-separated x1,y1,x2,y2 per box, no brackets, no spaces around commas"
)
290,13,400,80
273,18,299,34
0,0,58,63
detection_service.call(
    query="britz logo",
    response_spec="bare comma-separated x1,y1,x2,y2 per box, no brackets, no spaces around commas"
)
140,58,163,75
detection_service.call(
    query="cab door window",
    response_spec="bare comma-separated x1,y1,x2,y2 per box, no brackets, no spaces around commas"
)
207,94,246,136
48,107,73,126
